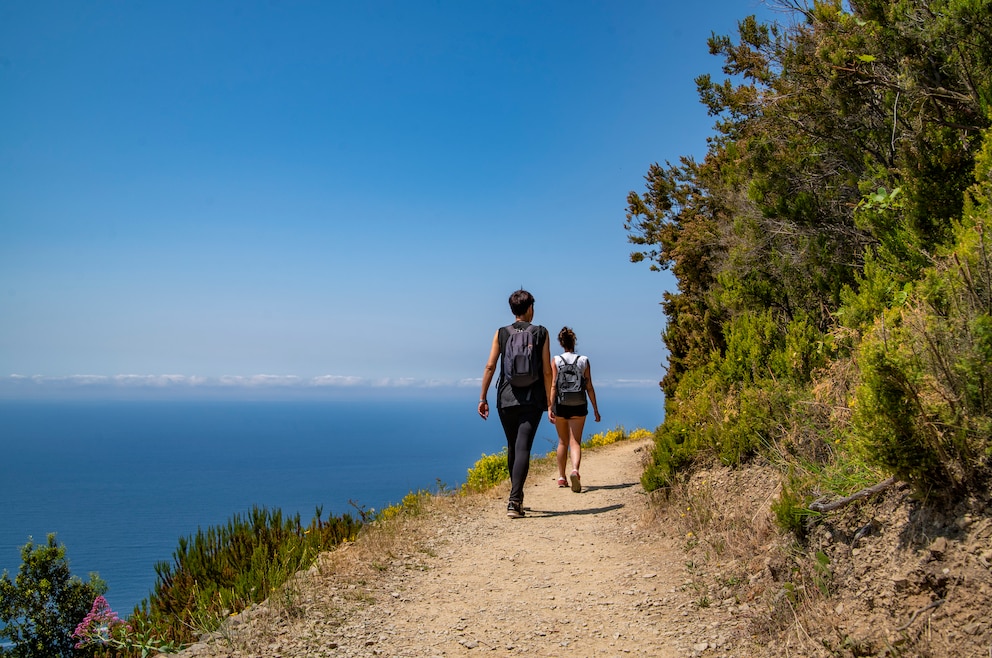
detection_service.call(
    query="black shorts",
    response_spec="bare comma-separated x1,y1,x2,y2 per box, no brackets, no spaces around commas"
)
554,401,588,418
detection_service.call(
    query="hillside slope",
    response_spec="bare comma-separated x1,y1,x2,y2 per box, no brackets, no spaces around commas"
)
174,438,991,657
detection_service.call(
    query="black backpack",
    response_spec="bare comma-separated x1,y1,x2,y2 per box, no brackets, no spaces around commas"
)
502,324,541,387
555,354,586,405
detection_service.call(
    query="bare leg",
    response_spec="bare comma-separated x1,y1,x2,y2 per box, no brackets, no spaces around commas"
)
567,416,586,474
555,416,571,479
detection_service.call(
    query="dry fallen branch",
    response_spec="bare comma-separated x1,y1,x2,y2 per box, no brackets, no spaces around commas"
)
895,598,945,632
808,477,897,513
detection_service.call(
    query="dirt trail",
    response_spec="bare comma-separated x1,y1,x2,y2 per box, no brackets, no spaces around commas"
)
179,438,748,657
178,435,992,658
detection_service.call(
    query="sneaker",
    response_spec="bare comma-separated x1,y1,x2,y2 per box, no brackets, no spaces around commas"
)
569,471,581,493
507,501,525,518
557,476,568,488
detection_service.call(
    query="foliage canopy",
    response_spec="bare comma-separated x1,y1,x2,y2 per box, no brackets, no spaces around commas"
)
629,0,992,501
0,534,106,658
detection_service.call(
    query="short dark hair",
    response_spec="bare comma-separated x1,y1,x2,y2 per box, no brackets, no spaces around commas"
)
558,326,576,352
508,289,535,316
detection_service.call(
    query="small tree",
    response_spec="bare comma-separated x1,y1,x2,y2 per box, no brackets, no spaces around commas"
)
0,534,106,658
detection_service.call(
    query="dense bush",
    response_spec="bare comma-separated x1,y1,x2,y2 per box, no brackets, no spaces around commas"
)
138,505,361,647
463,450,510,491
629,0,992,509
465,426,650,492
0,534,106,658
851,202,992,495
641,421,701,492
583,425,649,448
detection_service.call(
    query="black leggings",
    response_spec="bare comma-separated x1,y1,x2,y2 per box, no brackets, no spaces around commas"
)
497,405,543,505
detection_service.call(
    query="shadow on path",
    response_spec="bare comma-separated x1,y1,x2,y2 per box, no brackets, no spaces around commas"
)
581,481,639,493
524,503,624,518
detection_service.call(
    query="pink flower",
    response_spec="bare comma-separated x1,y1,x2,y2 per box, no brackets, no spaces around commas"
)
72,595,128,648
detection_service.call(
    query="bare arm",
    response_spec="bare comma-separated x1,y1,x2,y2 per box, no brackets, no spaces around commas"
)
585,360,601,422
478,331,500,420
542,333,553,407
548,355,558,423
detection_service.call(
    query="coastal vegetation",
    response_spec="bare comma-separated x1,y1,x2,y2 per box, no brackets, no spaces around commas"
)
0,509,362,656
625,0,992,651
0,535,105,658
0,425,642,656
628,0,991,508
5,0,991,654
133,506,362,649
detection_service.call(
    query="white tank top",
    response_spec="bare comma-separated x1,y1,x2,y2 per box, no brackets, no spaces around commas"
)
555,352,588,373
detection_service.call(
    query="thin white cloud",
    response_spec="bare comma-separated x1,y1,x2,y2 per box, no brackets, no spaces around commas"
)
421,378,454,388
1,374,443,389
311,375,366,387
216,375,303,387
0,374,661,392
609,379,659,388
112,374,202,387
35,374,112,385
371,377,420,388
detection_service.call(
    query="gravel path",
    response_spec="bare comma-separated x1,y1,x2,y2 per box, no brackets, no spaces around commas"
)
179,438,748,657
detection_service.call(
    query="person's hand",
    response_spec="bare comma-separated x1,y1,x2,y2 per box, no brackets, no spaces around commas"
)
548,408,555,423
478,399,489,420
594,410,601,422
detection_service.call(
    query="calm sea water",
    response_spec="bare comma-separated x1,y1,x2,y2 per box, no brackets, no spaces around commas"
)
0,388,663,615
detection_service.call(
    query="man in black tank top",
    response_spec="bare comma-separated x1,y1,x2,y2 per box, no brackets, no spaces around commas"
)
478,289,552,518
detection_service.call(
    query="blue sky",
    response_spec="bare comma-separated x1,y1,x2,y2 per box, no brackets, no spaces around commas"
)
0,0,776,396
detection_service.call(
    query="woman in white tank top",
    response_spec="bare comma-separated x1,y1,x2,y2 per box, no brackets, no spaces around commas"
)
548,326,601,492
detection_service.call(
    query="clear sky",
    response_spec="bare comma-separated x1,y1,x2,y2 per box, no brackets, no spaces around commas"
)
0,0,776,396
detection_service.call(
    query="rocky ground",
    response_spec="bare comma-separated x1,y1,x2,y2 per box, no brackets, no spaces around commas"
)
662,461,992,657
175,438,992,657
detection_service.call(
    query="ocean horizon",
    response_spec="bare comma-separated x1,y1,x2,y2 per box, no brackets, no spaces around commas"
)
0,387,663,615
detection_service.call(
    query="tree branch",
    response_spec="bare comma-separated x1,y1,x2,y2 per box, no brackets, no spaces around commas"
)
808,477,897,513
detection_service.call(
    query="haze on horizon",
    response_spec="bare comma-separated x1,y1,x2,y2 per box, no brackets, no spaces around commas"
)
0,1,778,392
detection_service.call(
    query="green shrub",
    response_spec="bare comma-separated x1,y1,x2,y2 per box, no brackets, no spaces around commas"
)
139,505,361,647
850,207,992,496
463,450,510,491
783,312,828,384
770,470,820,537
0,534,106,658
375,488,435,523
641,420,700,492
644,303,820,491
583,424,653,448
852,337,944,489
720,309,782,384
730,380,806,464
836,251,908,336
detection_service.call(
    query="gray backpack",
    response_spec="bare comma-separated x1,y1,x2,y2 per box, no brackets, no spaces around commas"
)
503,324,541,387
555,354,586,405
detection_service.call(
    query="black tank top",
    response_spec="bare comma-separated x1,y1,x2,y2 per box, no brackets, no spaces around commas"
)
497,321,548,409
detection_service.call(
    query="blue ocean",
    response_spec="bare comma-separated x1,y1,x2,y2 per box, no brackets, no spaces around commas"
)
0,388,663,616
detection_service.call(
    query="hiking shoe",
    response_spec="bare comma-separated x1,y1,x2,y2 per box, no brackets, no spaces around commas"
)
507,502,525,518
557,476,568,488
569,471,581,493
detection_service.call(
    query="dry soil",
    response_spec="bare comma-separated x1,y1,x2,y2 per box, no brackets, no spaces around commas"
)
175,437,992,657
